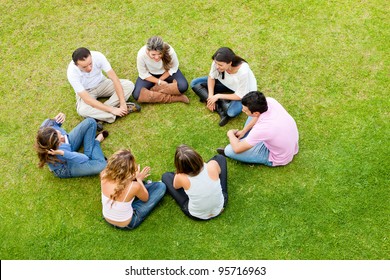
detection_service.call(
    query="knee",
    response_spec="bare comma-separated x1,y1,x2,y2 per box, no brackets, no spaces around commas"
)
224,145,235,157
155,182,167,196
190,79,199,88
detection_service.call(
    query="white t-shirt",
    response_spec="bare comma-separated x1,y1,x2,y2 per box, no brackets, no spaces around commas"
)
245,97,299,166
208,61,257,98
67,51,112,94
136,45,179,79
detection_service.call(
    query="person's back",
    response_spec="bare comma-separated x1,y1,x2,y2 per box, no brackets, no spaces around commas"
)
247,97,299,166
185,163,224,219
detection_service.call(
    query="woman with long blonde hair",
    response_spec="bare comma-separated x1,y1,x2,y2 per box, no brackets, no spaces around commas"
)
101,149,166,229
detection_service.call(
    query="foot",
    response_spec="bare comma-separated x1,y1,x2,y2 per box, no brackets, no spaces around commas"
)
181,95,190,104
94,120,104,132
219,115,230,127
216,147,226,157
96,130,109,142
127,102,141,113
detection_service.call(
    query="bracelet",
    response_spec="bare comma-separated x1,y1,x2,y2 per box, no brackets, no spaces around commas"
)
158,79,161,86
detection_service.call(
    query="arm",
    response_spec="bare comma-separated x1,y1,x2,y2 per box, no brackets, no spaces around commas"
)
236,116,258,139
206,160,221,181
207,93,241,109
227,129,254,154
134,165,151,202
106,69,128,116
49,147,89,163
206,76,216,111
173,173,190,190
144,71,170,85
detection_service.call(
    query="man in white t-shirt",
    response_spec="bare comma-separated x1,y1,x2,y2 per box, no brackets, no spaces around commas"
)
67,47,136,123
217,91,299,166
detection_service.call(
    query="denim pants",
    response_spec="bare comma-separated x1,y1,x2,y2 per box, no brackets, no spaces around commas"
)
190,76,242,117
54,118,107,178
121,182,166,229
161,155,228,220
224,117,273,166
133,69,189,100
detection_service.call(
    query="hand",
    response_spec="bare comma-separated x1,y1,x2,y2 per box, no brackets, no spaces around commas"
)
111,106,128,117
159,80,168,85
48,149,64,156
206,95,218,111
235,130,246,139
227,129,239,138
54,113,65,124
136,165,151,181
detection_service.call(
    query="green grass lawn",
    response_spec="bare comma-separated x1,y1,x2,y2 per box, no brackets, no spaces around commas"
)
0,0,388,260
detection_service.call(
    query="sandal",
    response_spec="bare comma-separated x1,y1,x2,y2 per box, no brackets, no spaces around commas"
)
96,130,109,142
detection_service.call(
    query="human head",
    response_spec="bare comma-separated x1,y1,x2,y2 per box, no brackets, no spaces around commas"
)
174,145,204,176
35,127,61,168
103,149,137,183
72,47,92,72
242,91,268,114
212,47,246,71
146,36,172,69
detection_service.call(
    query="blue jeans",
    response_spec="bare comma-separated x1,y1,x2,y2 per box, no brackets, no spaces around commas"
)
118,182,166,229
53,118,107,178
190,76,242,117
133,69,188,100
224,117,273,166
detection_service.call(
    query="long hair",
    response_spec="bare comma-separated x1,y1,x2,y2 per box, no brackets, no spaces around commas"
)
101,149,137,205
35,127,62,168
174,145,204,176
212,47,247,67
146,36,173,71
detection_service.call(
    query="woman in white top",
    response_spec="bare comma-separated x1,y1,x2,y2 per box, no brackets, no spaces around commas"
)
101,149,166,229
190,47,257,126
134,36,189,104
162,145,228,220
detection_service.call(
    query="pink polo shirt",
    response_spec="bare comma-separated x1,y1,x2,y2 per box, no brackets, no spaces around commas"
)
245,98,299,166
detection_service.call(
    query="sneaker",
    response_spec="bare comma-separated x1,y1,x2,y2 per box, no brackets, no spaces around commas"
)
126,102,141,113
216,147,226,157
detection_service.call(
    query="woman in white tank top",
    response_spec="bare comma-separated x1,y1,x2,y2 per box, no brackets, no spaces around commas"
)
162,145,228,220
101,149,166,229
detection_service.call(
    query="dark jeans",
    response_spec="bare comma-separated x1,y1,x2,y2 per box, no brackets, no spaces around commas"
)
161,155,228,220
133,69,188,100
190,76,242,117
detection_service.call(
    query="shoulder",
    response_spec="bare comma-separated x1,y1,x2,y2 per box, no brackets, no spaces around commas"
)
137,46,147,56
174,173,190,189
206,161,220,179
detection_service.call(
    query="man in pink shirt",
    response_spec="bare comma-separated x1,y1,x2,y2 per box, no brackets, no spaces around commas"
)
217,91,299,166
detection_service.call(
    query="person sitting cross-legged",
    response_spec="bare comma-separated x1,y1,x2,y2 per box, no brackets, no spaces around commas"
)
217,91,299,166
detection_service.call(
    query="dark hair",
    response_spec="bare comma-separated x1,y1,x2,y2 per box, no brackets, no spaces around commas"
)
146,36,173,71
174,145,204,176
72,47,91,64
242,91,268,114
211,47,246,67
35,127,62,168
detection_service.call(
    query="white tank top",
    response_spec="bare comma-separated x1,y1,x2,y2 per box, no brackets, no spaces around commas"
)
102,182,135,222
185,163,224,219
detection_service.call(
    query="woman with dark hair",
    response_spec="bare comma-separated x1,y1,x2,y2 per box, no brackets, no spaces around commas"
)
133,36,189,104
161,145,228,220
35,112,108,178
190,47,257,126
